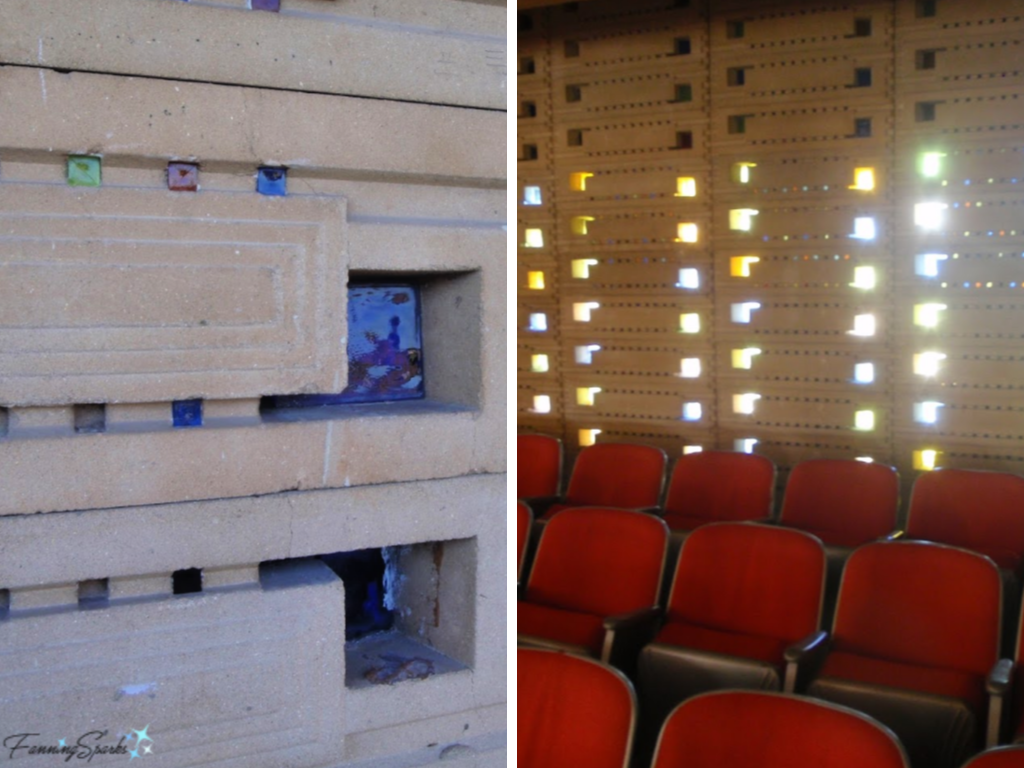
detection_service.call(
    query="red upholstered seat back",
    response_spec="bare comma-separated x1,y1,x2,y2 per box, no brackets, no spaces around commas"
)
907,468,1024,572
527,507,667,617
518,648,635,768
779,459,899,547
563,443,666,509
518,434,563,498
666,523,824,644
652,690,908,768
833,541,1001,677
662,451,775,525
517,501,532,577
963,747,1024,768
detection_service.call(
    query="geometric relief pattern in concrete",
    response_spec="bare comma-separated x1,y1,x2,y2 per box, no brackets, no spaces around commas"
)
0,184,347,406
0,561,345,768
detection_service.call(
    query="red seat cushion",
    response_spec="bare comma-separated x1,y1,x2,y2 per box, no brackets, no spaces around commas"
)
820,651,987,713
654,621,789,667
662,451,775,524
518,602,606,655
518,434,561,498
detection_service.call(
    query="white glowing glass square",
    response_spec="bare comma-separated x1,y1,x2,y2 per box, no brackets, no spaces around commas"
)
732,348,762,369
524,228,544,248
735,438,758,454
854,410,875,431
683,445,703,455
851,266,876,289
682,402,702,421
528,313,548,332
732,162,756,183
571,216,594,236
680,313,701,333
571,258,599,279
576,387,601,406
676,177,697,197
921,152,944,178
914,449,939,471
532,395,551,413
523,186,542,205
680,358,701,378
914,351,946,377
852,217,877,240
678,223,699,243
678,268,700,289
914,202,947,230
573,302,600,322
570,172,593,191
729,208,759,231
731,302,761,324
854,363,875,384
856,456,874,463
733,393,761,415
915,401,944,424
848,314,876,337
527,271,545,290
914,303,947,328
531,354,549,373
915,253,948,278
578,428,601,447
574,344,601,364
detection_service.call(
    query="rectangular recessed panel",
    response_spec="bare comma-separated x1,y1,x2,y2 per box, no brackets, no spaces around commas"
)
0,560,344,768
0,184,347,405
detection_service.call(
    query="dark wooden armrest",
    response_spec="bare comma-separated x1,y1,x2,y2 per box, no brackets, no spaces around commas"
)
986,658,1015,747
783,630,830,693
601,606,662,673
520,496,561,517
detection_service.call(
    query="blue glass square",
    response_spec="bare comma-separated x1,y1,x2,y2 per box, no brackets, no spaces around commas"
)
257,166,287,196
172,399,203,428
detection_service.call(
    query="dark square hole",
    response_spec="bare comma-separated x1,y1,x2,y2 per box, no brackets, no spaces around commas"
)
726,20,744,38
917,0,937,17
78,578,109,608
567,129,583,147
853,17,872,37
173,568,203,595
673,37,692,55
518,12,533,31
74,404,106,434
0,407,9,438
0,589,8,620
854,117,872,137
727,67,746,86
917,49,937,69
674,131,693,149
565,84,582,103
728,115,747,134
521,144,538,161
520,57,536,75
916,102,937,122
521,101,537,118
854,67,872,87
564,40,580,58
674,84,693,102
319,549,395,641
172,399,203,428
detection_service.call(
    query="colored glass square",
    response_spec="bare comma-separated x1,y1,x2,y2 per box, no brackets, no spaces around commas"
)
167,162,199,192
172,399,203,428
250,0,280,11
263,285,424,409
67,155,101,187
256,166,287,196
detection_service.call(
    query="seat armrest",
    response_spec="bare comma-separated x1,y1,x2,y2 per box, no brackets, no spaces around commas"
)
601,606,662,673
520,496,561,517
782,630,830,693
986,658,1015,747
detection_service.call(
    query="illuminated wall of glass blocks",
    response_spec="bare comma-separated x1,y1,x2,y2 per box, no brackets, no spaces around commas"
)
518,0,1024,501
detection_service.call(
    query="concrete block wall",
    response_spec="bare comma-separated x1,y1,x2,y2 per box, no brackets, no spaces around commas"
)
0,1,506,766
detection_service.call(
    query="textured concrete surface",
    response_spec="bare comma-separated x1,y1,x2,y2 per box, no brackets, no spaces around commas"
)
0,0,506,110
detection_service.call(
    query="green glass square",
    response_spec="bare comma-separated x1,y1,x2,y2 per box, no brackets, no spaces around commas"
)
67,155,101,187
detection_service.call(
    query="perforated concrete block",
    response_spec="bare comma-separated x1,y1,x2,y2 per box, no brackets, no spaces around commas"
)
0,559,345,768
0,0,506,110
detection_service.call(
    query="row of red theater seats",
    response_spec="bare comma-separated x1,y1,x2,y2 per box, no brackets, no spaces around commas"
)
520,647,1024,768
517,434,1024,583
517,512,1024,768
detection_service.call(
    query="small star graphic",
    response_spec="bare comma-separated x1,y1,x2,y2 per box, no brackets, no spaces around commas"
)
132,725,152,744
58,739,65,748
129,748,139,760
143,744,153,755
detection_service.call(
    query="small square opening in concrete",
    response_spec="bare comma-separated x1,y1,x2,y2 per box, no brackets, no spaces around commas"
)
256,166,287,196
172,399,203,428
319,549,395,641
78,578,109,609
0,407,8,438
67,155,101,187
74,404,106,434
521,144,539,161
167,162,199,192
173,568,203,595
